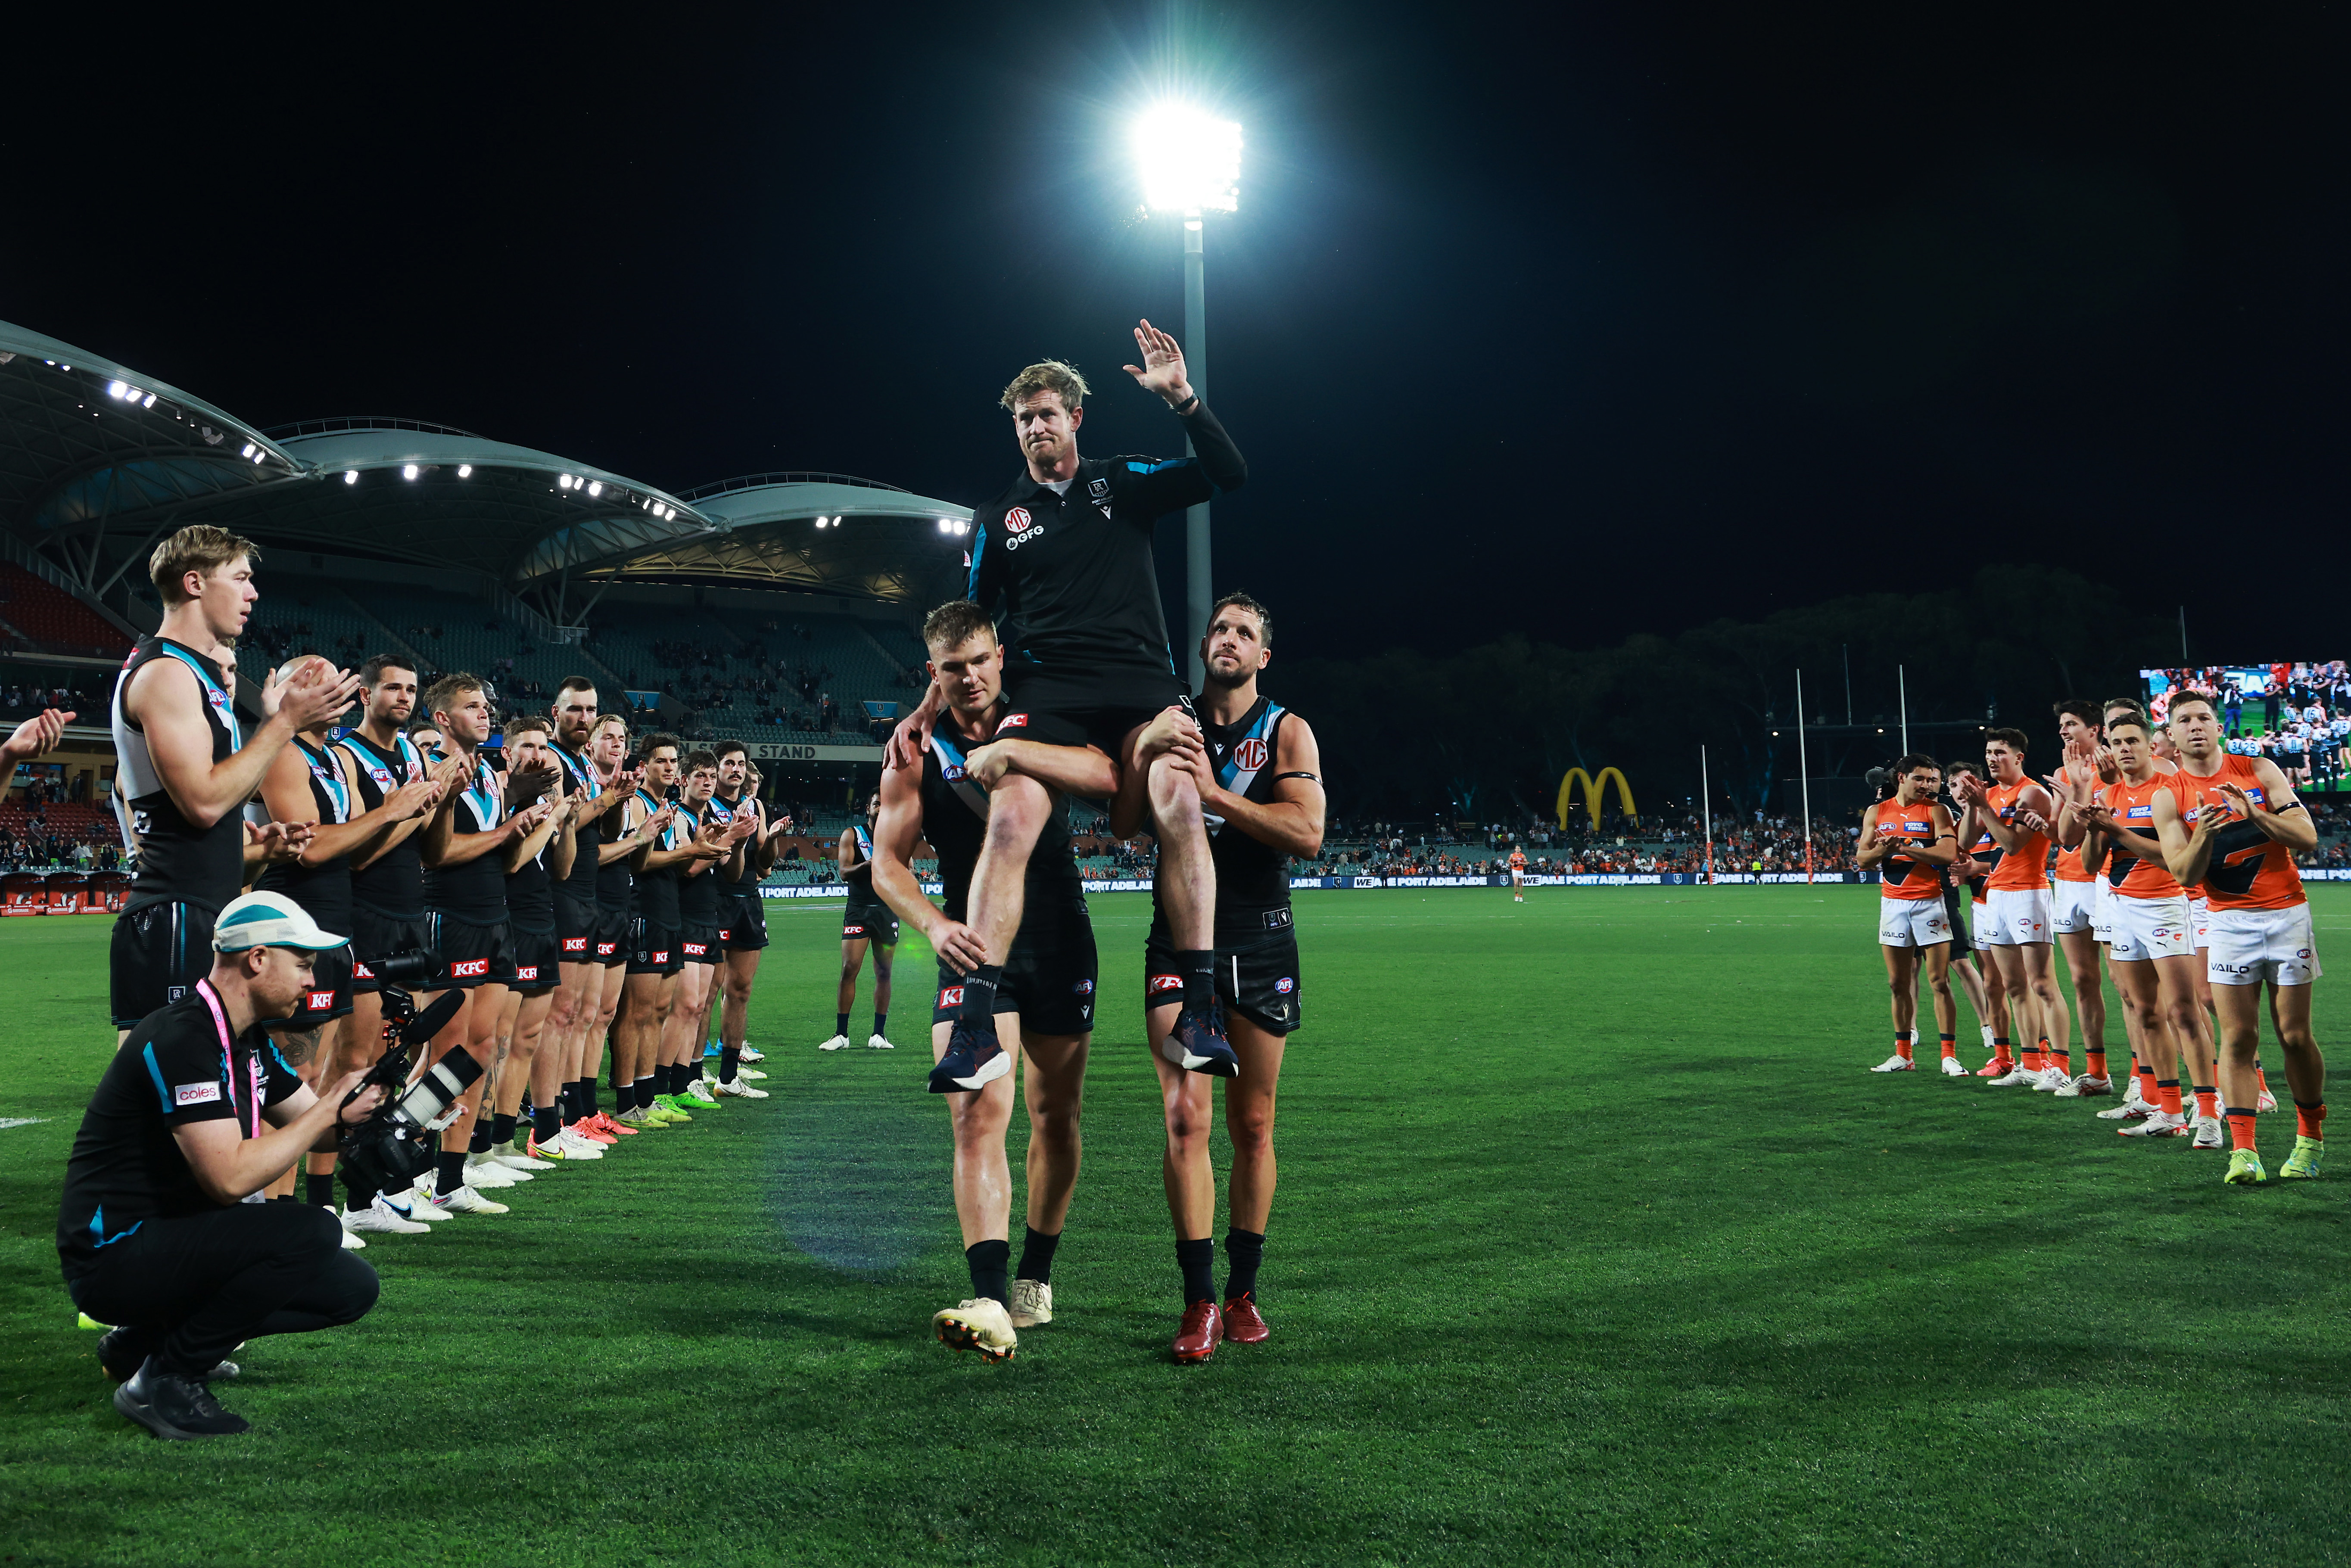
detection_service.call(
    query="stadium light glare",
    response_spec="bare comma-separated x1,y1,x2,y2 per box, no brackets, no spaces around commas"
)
107,380,127,398
587,481,603,497
457,464,472,478
240,442,255,458
343,469,358,485
1133,103,1241,214
141,392,156,408
403,464,420,480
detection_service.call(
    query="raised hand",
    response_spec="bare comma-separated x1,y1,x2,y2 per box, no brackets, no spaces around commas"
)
387,777,439,821
505,761,558,809
1122,318,1193,406
884,701,938,772
2,708,74,763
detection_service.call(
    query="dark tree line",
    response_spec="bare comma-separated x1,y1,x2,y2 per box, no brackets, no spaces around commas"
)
1270,567,2183,825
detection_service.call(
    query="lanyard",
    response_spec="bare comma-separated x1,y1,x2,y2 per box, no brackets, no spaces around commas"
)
194,979,265,1140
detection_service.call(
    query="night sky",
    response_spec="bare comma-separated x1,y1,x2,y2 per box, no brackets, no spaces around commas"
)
9,6,2345,662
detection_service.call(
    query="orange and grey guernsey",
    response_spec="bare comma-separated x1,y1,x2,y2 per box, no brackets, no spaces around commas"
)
1871,798,1943,901
1982,780,2049,891
2097,777,2184,900
2052,839,2095,884
2170,755,2307,912
1507,849,1527,871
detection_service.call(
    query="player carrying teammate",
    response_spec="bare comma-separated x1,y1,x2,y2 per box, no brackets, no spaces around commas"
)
885,322,1248,1093
868,601,1112,1362
2152,691,2326,1185
822,793,897,1052
1115,594,1324,1363
1856,756,1962,1074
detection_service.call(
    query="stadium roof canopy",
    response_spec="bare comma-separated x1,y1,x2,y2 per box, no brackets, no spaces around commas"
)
0,319,973,619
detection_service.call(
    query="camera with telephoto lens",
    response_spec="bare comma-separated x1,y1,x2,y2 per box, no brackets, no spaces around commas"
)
336,953,478,1198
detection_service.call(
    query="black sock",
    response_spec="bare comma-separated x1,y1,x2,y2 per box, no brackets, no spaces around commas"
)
836,1011,850,1037
579,1079,598,1116
609,1080,632,1113
1224,1228,1265,1302
873,1011,887,1039
1016,1224,1062,1284
720,1045,741,1084
271,1192,300,1202
958,966,1003,1025
635,1074,655,1107
671,1062,693,1095
435,1149,467,1195
468,1122,492,1154
1177,1237,1216,1304
965,1238,1011,1306
532,1104,559,1143
1178,950,1214,1013
305,1173,336,1208
491,1113,517,1147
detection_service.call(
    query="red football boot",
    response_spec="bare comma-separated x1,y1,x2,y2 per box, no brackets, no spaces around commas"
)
1221,1294,1270,1344
1172,1300,1223,1364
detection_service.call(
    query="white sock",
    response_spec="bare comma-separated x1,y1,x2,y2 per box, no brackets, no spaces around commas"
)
1980,1024,1995,1050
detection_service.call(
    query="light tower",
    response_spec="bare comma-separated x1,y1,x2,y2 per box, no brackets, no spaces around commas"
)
1133,103,1241,692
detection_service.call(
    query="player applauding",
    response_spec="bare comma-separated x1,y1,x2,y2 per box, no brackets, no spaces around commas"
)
1857,756,1960,1074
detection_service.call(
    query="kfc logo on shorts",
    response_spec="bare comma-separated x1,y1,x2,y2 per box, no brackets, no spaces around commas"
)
844,924,866,937
1235,737,1268,772
653,950,672,965
450,958,489,979
1149,974,1184,994
996,713,1028,732
174,1081,221,1106
307,989,335,1011
351,961,375,980
562,936,589,953
684,942,707,957
718,929,732,943
1274,977,1295,994
514,965,539,983
940,986,965,1008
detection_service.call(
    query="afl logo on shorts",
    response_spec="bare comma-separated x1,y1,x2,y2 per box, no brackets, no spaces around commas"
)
1235,738,1268,772
1074,977,1094,995
450,958,489,979
1275,977,1295,994
940,986,965,1008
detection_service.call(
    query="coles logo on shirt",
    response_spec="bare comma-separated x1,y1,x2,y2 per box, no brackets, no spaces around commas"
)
1149,974,1184,994
175,1081,221,1107
450,958,489,979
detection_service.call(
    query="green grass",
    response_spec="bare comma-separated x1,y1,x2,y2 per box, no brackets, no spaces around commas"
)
3,887,2348,1566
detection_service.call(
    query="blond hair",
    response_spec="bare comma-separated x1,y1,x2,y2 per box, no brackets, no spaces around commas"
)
999,361,1090,413
151,525,258,605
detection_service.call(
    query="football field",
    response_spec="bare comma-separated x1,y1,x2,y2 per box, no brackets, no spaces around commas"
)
3,886,2347,1566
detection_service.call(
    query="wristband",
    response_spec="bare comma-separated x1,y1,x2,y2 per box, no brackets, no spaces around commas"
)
1173,392,1200,414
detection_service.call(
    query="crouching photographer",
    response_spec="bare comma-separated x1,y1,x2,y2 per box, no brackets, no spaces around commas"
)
57,891,389,1440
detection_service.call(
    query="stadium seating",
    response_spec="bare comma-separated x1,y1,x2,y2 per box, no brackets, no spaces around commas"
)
0,564,131,659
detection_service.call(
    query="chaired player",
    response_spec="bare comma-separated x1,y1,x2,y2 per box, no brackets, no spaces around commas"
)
2054,712,2217,1145
868,600,1112,1363
822,793,898,1053
1953,730,2069,1089
884,327,1249,1092
2153,691,2326,1185
1856,755,1961,1075
109,526,358,1045
1115,594,1324,1363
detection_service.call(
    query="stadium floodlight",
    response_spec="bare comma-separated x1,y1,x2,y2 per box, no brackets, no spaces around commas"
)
141,392,156,407
343,470,358,485
240,442,255,458
107,380,127,398
587,481,603,496
1133,103,1241,215
403,464,420,480
457,464,472,478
